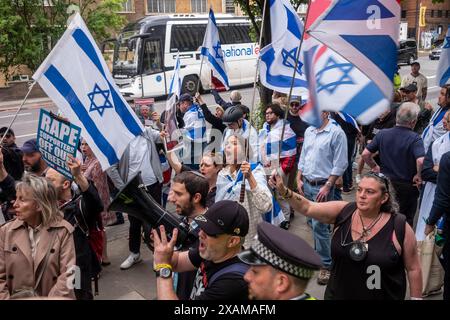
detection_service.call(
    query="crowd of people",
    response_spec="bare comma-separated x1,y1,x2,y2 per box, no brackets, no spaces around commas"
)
0,64,449,301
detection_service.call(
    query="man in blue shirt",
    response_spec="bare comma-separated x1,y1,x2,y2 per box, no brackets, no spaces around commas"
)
425,151,450,300
297,111,348,285
362,102,425,226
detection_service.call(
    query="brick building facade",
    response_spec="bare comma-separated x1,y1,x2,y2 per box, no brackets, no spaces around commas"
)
401,0,450,43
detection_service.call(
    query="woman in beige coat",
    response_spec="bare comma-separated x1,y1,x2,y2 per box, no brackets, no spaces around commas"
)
0,173,76,299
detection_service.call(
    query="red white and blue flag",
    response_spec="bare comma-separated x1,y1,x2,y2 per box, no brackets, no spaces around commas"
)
300,0,391,126
308,0,401,100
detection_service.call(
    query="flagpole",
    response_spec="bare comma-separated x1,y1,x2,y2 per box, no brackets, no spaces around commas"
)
276,1,312,170
0,81,36,146
196,55,205,94
239,0,268,203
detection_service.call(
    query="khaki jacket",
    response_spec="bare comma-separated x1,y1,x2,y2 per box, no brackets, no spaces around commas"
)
0,218,76,299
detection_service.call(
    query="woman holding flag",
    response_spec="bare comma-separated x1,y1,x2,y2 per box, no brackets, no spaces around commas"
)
215,134,272,249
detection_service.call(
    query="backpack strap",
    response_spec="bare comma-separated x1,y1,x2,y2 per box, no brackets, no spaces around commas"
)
207,263,249,288
393,213,406,251
333,202,358,230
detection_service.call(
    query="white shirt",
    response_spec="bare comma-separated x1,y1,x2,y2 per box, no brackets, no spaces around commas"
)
401,73,428,101
128,135,157,186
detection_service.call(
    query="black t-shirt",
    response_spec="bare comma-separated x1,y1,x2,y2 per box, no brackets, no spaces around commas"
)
187,246,249,300
366,126,425,182
287,113,309,138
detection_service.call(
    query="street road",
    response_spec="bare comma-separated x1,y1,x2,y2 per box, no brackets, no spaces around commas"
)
0,56,442,146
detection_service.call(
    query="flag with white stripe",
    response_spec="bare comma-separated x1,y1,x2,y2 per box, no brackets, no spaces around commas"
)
308,0,400,101
301,0,390,125
437,25,450,87
33,13,143,170
165,53,183,151
259,119,297,163
264,196,286,227
259,0,308,96
201,8,230,90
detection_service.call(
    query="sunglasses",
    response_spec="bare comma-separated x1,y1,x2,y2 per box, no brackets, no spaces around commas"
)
366,171,390,192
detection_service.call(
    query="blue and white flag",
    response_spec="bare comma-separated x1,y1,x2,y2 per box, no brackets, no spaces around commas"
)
336,112,360,132
302,42,390,125
264,196,286,227
168,53,181,98
308,0,400,100
259,0,308,96
258,119,296,164
437,25,450,87
165,53,183,152
33,13,143,170
201,9,230,90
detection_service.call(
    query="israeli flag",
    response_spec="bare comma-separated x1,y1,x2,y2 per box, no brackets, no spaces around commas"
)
308,0,400,100
201,9,230,90
33,13,143,170
437,25,450,87
168,53,181,98
259,0,308,96
336,112,360,132
259,119,297,163
263,196,286,227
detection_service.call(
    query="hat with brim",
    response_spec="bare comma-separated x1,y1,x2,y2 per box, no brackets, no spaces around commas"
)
194,200,249,237
238,249,267,266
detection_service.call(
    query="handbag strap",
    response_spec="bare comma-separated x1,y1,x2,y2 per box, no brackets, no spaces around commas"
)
34,230,58,291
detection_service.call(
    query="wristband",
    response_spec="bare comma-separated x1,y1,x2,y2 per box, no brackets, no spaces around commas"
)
410,297,423,300
154,263,172,272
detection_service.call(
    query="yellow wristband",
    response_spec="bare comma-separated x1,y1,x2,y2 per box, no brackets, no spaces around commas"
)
154,263,172,271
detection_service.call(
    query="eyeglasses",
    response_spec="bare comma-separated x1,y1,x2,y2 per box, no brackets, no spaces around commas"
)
366,171,390,192
290,103,300,107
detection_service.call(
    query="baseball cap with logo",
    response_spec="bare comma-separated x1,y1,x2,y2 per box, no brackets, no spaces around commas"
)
194,200,249,237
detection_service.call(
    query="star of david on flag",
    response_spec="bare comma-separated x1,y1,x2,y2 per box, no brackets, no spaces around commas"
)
436,25,450,87
308,0,400,101
32,13,143,170
259,0,308,96
201,8,229,90
87,83,113,116
300,0,390,126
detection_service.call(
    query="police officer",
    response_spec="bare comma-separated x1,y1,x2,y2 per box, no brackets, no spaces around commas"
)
239,221,322,300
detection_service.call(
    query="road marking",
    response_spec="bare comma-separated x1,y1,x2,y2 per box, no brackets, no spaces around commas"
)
0,112,32,119
16,133,36,139
429,86,439,89
427,75,436,79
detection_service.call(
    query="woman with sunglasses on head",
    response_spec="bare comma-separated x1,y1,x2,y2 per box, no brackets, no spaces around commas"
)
269,170,422,300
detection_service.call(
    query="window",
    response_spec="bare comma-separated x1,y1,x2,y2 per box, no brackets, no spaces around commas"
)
170,24,207,52
401,10,406,19
147,0,175,13
446,10,449,18
121,0,134,12
191,0,207,13
225,0,235,14
142,39,163,74
430,10,434,18
437,10,442,18
218,24,252,44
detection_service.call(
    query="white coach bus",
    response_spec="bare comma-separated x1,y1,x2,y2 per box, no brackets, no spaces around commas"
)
110,14,259,99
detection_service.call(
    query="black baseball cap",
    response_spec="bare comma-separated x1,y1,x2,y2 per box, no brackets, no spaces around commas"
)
194,200,249,237
400,83,418,93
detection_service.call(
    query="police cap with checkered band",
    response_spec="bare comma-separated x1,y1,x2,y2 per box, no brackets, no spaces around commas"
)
238,222,322,279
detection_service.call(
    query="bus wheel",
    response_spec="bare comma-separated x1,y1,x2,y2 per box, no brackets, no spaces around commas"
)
182,75,200,95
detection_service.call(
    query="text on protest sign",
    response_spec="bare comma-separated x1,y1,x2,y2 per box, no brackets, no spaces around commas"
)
37,109,81,179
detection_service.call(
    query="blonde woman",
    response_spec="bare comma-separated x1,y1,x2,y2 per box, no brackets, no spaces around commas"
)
0,174,76,299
